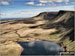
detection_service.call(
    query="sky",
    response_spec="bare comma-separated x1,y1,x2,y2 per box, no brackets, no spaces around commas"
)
0,0,75,19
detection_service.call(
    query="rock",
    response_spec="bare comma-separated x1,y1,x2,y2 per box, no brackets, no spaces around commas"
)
1,32,19,42
0,41,23,56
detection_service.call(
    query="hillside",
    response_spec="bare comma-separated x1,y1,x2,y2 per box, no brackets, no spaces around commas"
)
0,10,74,56
43,10,74,41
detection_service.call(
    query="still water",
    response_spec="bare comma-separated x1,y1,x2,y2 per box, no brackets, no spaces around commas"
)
18,41,63,55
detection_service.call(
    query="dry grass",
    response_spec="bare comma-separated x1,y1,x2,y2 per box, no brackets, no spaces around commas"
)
62,37,75,51
0,41,23,56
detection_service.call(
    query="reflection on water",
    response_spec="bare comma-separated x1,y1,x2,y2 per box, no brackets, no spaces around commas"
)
18,41,63,55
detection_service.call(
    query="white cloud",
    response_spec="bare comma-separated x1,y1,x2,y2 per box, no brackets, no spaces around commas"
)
25,2,34,5
39,0,48,3
39,0,53,3
0,10,41,18
38,0,69,3
1,5,74,19
48,3,56,6
36,3,45,6
56,0,63,2
64,0,69,2
0,1,9,5
64,0,69,4
54,0,69,2
70,2,75,4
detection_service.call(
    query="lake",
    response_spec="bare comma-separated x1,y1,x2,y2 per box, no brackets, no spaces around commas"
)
18,41,63,55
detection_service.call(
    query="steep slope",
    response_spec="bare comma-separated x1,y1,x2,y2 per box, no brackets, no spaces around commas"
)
32,12,57,20
42,10,74,51
44,10,74,40
44,10,74,28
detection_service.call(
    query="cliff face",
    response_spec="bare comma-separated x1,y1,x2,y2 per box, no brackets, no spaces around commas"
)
34,12,57,20
42,11,74,52
0,10,74,55
43,11,74,41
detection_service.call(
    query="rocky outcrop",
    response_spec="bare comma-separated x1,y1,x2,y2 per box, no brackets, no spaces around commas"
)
33,12,57,20
1,41,23,56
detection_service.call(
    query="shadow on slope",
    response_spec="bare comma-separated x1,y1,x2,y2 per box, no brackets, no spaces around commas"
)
42,10,74,41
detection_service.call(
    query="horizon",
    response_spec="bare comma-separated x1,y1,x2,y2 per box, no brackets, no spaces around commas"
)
0,0,75,19
0,10,74,20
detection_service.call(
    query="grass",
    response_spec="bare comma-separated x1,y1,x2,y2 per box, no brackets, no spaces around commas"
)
61,37,75,51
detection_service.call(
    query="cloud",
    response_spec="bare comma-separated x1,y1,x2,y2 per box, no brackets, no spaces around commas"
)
36,0,70,6
39,0,48,3
70,0,75,1
0,14,2,16
36,3,45,6
1,5,74,19
55,0,69,2
39,0,53,3
25,2,34,5
70,2,75,4
64,0,69,2
0,1,9,5
0,9,41,18
56,0,63,2
38,0,69,3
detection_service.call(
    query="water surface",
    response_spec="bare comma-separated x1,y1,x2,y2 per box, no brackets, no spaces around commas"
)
18,41,63,55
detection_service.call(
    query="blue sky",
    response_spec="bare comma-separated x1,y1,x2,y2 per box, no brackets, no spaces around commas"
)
0,0,75,19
